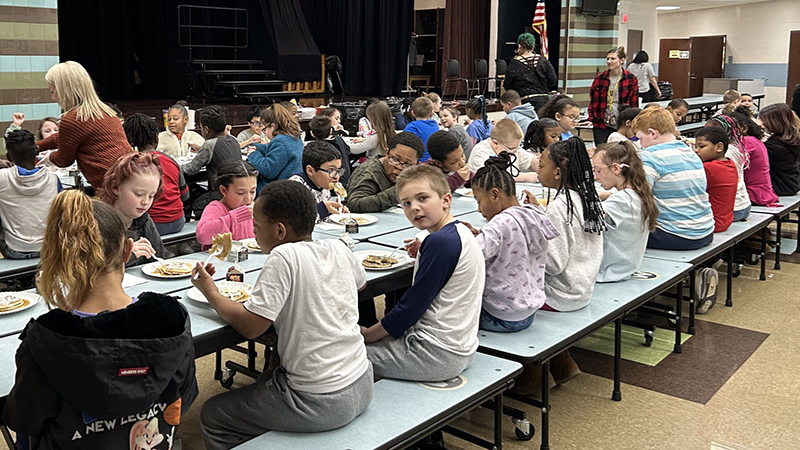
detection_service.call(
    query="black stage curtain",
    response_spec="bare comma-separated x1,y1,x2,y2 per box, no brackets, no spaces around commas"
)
300,0,414,97
259,0,321,82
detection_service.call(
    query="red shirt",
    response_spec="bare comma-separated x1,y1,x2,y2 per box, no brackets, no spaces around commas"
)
149,152,188,223
588,69,640,130
703,158,738,232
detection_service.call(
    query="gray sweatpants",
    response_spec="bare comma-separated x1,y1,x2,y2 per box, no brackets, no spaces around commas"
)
201,363,374,450
367,334,474,382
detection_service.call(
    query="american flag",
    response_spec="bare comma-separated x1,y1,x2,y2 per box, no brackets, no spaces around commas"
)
532,0,548,58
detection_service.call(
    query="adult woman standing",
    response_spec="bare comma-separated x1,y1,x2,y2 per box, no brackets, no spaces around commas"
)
627,51,662,103
503,33,558,112
588,47,640,145
36,61,131,190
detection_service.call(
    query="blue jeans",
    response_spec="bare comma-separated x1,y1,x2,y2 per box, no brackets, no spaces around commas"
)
733,205,751,222
647,228,713,250
479,309,535,333
154,216,186,236
0,241,39,259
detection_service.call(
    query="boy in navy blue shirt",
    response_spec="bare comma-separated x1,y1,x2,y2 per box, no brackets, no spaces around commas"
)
402,97,440,163
361,165,485,382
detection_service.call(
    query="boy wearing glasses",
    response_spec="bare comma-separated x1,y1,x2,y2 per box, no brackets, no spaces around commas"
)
346,133,424,213
237,105,267,148
308,114,352,185
289,141,349,222
467,118,539,182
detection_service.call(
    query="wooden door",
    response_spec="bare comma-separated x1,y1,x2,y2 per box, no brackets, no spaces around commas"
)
689,35,726,97
627,30,643,62
786,30,800,104
659,38,691,98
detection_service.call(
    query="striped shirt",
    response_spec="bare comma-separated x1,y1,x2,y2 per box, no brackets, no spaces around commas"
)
641,140,714,239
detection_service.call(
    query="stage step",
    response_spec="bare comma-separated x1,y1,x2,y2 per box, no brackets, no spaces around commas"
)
191,59,263,66
196,69,277,76
215,80,286,86
236,91,304,99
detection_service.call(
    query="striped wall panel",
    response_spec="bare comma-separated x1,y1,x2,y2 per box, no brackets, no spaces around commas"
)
559,1,619,108
0,0,60,133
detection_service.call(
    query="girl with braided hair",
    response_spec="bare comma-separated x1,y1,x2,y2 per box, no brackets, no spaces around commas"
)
123,113,190,235
728,106,779,206
706,114,751,221
465,96,492,146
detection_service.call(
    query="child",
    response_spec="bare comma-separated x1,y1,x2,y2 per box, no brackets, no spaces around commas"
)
707,115,751,221
394,97,415,131
182,105,242,185
402,97,440,162
3,190,197,450
347,132,424,213
289,141,348,221
249,103,304,195
632,107,714,250
715,89,741,116
424,130,474,191
466,96,493,146
237,104,266,148
3,113,58,155
729,106,779,206
191,181,372,449
694,126,738,232
123,113,190,236
281,100,300,122
308,115,352,186
528,137,605,386
359,97,381,136
666,98,690,125
760,103,800,196
468,118,539,182
471,152,557,331
538,94,581,141
350,101,396,159
361,165,484,382
606,106,641,146
427,92,443,123
101,152,167,267
157,101,205,158
523,118,561,153
440,106,473,160
197,160,258,249
592,141,658,282
320,107,347,135
500,89,538,135
740,93,756,117
0,129,61,259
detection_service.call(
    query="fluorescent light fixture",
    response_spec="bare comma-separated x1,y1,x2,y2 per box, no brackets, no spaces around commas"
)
656,5,681,10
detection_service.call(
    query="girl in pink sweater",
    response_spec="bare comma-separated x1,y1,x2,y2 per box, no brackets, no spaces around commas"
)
730,107,780,206
197,161,258,249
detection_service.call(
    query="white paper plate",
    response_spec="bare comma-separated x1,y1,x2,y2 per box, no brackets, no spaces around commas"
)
328,214,378,226
141,259,199,279
0,291,41,316
241,238,262,253
353,250,412,271
187,281,254,304
454,188,474,197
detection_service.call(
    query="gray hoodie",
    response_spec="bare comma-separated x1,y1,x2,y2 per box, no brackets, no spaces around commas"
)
505,104,539,135
0,166,59,253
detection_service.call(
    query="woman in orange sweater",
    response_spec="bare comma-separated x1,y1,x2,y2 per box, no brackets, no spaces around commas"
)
36,61,131,192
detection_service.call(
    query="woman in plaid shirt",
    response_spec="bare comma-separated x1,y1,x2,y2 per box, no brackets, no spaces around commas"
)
588,47,640,145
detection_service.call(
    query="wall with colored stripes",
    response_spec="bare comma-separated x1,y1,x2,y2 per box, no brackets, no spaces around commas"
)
0,0,60,135
558,0,618,107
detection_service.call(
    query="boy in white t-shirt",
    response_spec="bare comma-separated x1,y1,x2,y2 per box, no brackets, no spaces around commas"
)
361,165,485,382
192,180,373,450
468,118,540,183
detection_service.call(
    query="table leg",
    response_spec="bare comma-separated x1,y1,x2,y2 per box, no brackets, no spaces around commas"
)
775,217,782,270
674,280,683,354
612,318,622,401
494,392,504,450
760,227,767,281
540,359,550,450
687,270,696,335
725,246,734,307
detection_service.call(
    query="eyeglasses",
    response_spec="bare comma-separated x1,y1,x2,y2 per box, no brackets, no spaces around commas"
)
249,120,263,126
315,167,346,177
494,140,520,152
563,114,580,121
592,165,608,175
386,153,415,169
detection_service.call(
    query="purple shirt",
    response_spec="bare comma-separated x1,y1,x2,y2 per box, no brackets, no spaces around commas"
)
72,297,138,318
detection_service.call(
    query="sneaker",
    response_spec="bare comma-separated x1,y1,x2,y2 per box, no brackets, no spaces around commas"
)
551,350,581,385
515,362,556,398
695,268,718,314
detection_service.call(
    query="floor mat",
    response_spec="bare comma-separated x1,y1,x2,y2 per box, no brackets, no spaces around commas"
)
571,319,768,404
574,323,692,366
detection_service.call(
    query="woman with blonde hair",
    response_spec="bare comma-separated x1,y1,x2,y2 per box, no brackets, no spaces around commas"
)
350,101,396,158
36,61,131,190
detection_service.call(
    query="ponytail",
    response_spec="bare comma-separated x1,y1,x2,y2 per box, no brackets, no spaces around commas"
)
37,190,127,311
468,96,489,127
262,103,300,138
523,118,560,151
595,141,658,232
547,137,606,233
472,151,518,197
708,115,749,169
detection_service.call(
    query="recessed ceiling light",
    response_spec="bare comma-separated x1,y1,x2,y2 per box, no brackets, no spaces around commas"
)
656,5,681,10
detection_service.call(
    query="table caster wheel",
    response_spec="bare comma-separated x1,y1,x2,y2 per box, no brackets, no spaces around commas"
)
644,330,654,347
513,418,534,440
220,368,235,389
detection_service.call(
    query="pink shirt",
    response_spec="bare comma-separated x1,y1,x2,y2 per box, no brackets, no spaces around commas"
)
196,200,255,250
743,136,780,206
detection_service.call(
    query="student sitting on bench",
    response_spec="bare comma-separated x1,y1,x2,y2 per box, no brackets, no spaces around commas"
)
192,180,373,450
706,115,751,222
632,107,714,250
694,127,737,233
423,130,474,192
361,165,485,382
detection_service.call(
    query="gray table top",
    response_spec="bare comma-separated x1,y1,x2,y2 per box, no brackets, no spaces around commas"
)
750,193,800,217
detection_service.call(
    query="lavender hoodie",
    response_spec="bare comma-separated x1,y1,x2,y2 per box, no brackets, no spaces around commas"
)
476,204,559,322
